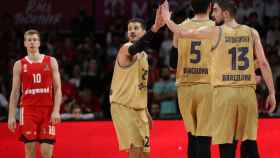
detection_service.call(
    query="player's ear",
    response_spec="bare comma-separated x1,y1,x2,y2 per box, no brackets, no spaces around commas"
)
223,10,230,18
208,2,213,13
24,39,27,48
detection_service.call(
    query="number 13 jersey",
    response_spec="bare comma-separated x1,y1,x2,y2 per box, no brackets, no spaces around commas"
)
20,55,54,107
212,25,256,87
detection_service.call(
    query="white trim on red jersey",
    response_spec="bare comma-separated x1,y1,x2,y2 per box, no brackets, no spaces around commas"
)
25,54,45,64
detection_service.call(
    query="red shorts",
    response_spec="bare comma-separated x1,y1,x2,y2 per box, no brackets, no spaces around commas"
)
19,106,56,142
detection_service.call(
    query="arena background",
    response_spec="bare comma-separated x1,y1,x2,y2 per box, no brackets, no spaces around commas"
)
0,0,279,157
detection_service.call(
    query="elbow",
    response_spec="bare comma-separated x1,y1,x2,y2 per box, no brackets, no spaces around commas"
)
54,86,62,95
259,60,270,70
11,89,20,100
58,90,62,98
259,60,270,71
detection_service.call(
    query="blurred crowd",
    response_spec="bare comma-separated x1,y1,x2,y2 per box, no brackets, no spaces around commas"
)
0,0,280,121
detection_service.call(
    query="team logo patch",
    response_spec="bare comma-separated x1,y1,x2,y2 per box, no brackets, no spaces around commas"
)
138,83,147,90
44,64,50,71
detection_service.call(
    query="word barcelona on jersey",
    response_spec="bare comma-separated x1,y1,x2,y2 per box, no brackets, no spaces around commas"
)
184,67,208,75
223,74,251,81
24,87,50,95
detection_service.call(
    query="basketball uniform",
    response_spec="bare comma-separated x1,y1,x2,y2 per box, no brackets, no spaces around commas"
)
211,25,257,144
19,55,56,142
176,19,214,136
110,52,150,152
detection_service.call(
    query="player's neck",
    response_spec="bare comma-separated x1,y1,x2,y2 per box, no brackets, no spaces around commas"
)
27,52,42,62
224,18,239,28
193,14,209,21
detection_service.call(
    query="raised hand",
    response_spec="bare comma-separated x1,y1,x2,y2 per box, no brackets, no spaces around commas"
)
154,7,165,30
151,7,165,32
160,0,171,22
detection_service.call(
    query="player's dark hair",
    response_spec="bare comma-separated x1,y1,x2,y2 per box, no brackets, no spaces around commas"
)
128,18,146,30
191,0,211,14
215,0,237,17
24,29,40,41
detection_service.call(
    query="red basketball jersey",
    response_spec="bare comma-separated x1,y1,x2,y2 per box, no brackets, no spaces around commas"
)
20,55,54,107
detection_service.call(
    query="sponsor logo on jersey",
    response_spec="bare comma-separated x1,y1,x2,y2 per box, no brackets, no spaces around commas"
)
24,87,50,95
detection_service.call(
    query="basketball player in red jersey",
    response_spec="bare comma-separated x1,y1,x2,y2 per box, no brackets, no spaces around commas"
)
8,29,62,158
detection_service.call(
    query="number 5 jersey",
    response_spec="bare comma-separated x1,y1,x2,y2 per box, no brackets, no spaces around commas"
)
176,19,215,86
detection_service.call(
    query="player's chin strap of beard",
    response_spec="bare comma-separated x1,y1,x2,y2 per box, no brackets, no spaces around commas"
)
128,30,156,55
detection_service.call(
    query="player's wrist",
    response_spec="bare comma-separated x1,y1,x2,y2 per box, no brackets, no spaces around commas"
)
8,112,16,119
52,109,60,114
268,88,275,95
268,91,275,96
8,116,15,120
151,24,160,32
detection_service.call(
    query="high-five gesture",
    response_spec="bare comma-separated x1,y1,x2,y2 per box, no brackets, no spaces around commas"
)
160,0,171,22
152,7,165,32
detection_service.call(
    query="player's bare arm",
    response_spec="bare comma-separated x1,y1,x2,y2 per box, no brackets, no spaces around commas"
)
8,61,21,132
252,28,276,113
253,60,262,84
50,57,62,125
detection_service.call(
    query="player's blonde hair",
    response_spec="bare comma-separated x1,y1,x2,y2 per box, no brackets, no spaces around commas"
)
24,29,40,41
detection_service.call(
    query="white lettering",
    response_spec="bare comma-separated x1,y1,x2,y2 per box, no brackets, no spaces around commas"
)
24,87,50,95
